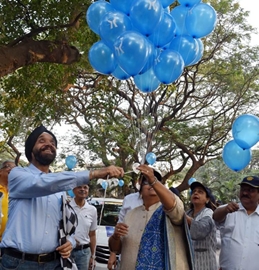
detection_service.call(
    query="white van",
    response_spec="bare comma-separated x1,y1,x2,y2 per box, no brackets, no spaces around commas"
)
88,197,123,270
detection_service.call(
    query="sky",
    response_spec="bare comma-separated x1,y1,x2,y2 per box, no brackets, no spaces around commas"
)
238,0,259,45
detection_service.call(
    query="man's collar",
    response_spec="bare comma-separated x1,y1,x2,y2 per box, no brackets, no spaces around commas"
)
28,163,51,173
239,202,259,215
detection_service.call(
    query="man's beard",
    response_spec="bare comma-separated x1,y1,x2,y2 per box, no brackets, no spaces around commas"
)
33,147,56,165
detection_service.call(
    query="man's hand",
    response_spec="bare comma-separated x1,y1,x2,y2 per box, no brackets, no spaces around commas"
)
213,201,239,222
56,240,73,258
225,202,239,213
91,166,124,180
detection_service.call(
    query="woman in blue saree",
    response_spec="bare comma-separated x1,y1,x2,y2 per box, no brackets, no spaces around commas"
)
109,164,194,270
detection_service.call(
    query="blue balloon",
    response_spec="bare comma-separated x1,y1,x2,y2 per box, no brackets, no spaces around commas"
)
129,0,163,36
101,180,108,189
146,152,157,165
232,114,259,149
99,11,133,49
112,65,131,80
67,190,75,198
188,177,196,186
148,12,177,48
110,0,135,15
139,42,156,74
86,1,115,35
114,31,151,76
153,49,184,84
88,41,117,75
65,155,77,170
222,140,251,172
178,0,201,7
134,68,160,93
170,5,189,36
188,38,204,66
168,35,199,66
118,179,124,187
185,3,217,38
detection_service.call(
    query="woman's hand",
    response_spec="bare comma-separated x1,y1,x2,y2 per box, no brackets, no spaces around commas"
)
114,222,128,238
185,213,193,226
137,164,157,184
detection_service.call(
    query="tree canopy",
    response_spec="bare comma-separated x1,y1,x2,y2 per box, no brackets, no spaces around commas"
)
1,0,259,193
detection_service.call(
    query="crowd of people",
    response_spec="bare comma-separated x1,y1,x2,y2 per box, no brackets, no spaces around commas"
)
0,125,259,270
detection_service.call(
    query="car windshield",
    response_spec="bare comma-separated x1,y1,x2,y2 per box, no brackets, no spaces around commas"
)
89,200,122,226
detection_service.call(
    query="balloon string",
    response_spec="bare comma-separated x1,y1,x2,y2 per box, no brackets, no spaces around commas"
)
124,170,134,174
140,94,149,164
98,175,109,227
95,176,109,270
124,170,141,176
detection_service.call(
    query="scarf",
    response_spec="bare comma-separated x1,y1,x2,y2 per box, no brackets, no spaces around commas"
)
59,195,78,270
135,205,167,270
136,205,195,270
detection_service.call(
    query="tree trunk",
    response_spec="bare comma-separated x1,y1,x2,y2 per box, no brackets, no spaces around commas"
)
0,38,80,78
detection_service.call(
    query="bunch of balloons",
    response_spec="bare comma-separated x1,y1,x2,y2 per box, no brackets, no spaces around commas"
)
86,0,217,92
222,114,259,172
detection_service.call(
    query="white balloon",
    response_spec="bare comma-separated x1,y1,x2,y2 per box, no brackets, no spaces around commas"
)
97,178,106,185
132,162,140,174
112,178,119,186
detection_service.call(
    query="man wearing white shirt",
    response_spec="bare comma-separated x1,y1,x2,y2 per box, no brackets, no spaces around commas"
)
213,176,259,270
117,192,143,223
71,184,97,270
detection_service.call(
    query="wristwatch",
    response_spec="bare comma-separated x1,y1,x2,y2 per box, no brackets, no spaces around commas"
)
91,255,96,260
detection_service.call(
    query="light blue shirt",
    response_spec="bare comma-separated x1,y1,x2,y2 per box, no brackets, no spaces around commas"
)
0,164,90,253
216,203,259,270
